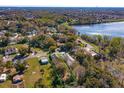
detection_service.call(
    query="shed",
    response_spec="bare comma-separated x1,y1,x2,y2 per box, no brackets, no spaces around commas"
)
0,74,7,82
40,57,49,65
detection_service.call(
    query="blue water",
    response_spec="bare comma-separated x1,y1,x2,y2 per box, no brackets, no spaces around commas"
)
73,22,124,38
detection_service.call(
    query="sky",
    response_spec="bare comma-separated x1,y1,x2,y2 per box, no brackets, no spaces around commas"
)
0,0,124,7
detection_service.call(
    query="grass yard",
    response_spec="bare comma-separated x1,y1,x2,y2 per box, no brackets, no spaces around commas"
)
39,63,53,87
5,44,28,50
23,57,41,88
0,80,11,88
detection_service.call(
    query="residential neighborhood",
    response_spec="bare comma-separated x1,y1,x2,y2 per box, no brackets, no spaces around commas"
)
0,7,124,88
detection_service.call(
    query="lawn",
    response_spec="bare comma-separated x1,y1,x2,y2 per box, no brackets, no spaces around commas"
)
39,64,53,87
23,57,41,88
0,80,11,88
4,44,28,50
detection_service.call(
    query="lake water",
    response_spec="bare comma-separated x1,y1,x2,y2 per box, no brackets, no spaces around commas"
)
73,22,124,38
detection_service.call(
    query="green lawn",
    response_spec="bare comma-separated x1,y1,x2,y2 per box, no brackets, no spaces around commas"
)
39,64,53,87
4,44,28,49
0,80,11,88
23,57,41,88
23,57,53,88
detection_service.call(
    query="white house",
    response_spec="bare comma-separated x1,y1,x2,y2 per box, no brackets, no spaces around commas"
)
0,74,7,82
40,57,49,64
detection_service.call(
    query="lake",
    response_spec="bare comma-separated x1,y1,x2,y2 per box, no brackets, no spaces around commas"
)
73,22,124,38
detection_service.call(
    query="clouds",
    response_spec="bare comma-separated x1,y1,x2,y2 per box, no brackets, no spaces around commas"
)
0,0,123,7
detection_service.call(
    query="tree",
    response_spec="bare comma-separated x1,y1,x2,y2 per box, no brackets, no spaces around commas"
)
85,77,102,88
75,50,91,65
18,38,28,44
18,46,28,56
0,36,9,47
73,65,85,85
108,37,121,60
5,61,13,69
67,35,77,42
83,65,120,88
43,37,56,49
15,61,26,73
64,42,73,51
56,63,67,78
49,46,57,53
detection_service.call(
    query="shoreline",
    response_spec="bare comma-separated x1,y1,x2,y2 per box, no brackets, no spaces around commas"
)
72,20,124,38
70,19,124,26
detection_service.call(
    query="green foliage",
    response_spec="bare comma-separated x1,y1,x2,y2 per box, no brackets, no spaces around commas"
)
43,37,56,49
83,64,119,88
18,46,28,56
49,46,57,53
0,37,9,47
15,61,26,73
64,42,74,51
5,61,14,68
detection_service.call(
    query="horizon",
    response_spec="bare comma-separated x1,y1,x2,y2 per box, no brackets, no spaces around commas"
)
0,6,124,8
0,0,124,7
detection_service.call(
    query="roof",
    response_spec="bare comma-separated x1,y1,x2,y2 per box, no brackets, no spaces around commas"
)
0,74,7,80
40,57,48,63
13,75,23,81
41,58,48,62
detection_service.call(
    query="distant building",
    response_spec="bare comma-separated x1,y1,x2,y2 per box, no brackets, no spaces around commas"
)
9,33,20,45
2,56,12,63
26,30,37,38
4,47,18,55
0,32,5,37
47,27,57,33
56,34,67,43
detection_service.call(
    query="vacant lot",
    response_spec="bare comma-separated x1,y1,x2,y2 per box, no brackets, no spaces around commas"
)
23,57,41,88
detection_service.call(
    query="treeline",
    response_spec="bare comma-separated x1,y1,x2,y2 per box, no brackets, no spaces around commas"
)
81,34,124,61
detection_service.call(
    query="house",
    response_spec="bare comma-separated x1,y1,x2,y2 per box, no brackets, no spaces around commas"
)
13,74,23,84
4,47,18,55
90,50,98,57
0,30,7,37
0,74,7,82
63,53,75,66
9,33,20,45
72,46,81,53
47,27,57,33
26,30,37,38
51,52,75,66
12,74,25,88
0,32,5,37
83,47,98,57
57,34,67,43
2,56,12,63
40,57,49,65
